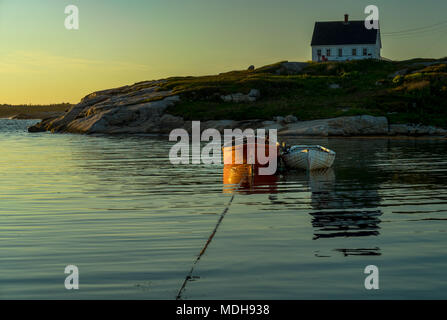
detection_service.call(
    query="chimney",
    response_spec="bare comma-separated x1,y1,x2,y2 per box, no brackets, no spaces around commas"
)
344,14,349,24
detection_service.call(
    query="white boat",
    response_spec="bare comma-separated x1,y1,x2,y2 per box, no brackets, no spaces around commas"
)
281,145,336,170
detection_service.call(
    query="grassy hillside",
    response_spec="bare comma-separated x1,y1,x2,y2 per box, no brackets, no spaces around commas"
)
158,58,447,128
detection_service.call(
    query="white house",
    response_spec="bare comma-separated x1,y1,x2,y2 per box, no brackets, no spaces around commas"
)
311,14,381,62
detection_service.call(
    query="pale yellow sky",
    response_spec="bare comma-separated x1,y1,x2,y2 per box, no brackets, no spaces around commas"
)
1,0,447,104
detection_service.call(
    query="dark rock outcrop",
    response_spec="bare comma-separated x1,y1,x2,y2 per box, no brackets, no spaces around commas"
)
28,80,181,134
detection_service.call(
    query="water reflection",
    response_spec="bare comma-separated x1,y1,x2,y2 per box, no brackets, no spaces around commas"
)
2,120,447,299
222,164,278,194
306,169,383,241
291,169,383,256
223,166,383,256
334,247,381,257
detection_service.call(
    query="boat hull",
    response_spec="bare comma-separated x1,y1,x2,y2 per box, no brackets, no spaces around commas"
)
222,139,278,174
282,145,336,170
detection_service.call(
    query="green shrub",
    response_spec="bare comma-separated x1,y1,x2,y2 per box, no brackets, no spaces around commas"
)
393,75,403,84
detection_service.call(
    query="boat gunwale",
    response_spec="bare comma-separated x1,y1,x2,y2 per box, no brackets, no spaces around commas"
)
288,145,336,155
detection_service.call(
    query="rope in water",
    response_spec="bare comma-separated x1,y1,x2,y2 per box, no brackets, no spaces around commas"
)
175,167,250,300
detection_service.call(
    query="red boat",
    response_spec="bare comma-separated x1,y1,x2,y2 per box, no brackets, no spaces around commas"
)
222,137,279,175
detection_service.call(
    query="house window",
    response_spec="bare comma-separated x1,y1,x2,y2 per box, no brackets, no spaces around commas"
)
338,48,343,57
326,49,331,57
317,49,322,56
352,48,357,56
363,48,368,56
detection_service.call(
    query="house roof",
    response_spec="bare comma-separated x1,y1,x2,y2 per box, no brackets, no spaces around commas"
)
311,20,379,46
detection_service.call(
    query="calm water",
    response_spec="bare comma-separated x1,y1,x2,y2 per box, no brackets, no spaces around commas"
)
1,119,447,299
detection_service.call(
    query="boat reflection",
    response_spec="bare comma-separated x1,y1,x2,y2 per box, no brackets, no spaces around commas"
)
222,164,278,194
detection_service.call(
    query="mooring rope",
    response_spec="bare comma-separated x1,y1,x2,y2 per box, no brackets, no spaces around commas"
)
175,168,250,300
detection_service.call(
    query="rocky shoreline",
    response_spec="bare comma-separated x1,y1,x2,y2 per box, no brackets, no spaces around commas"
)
27,79,447,137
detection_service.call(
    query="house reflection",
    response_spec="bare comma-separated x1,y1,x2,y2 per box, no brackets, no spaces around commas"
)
293,168,383,256
308,169,382,238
